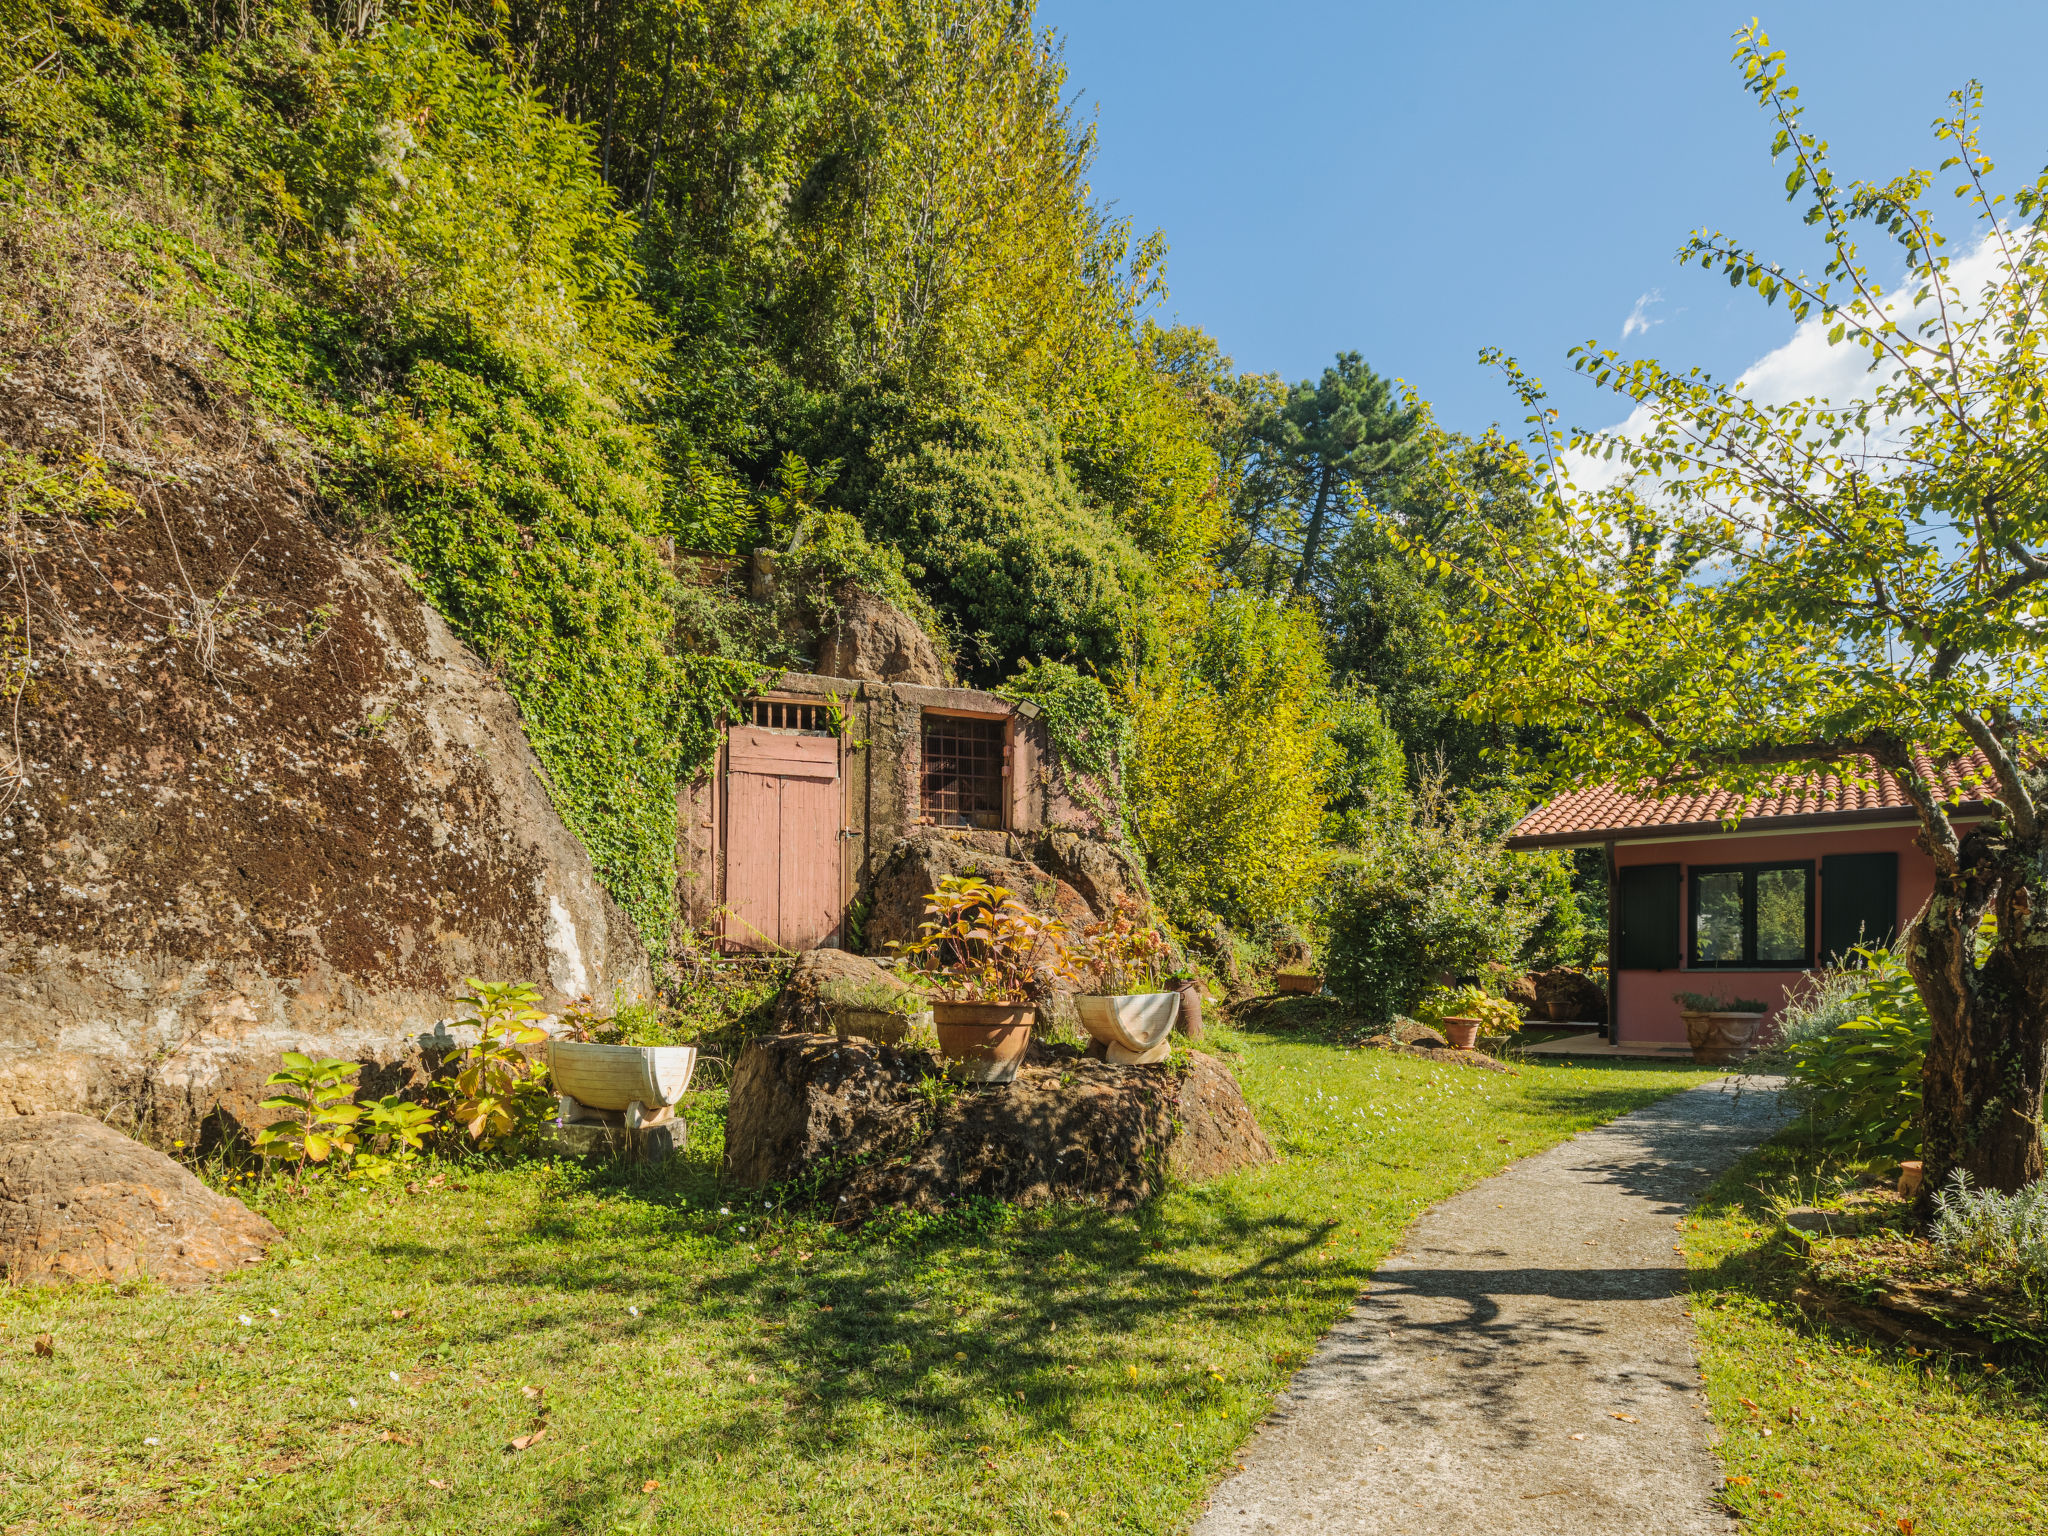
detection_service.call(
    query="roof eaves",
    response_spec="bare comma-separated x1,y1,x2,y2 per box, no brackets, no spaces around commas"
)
1505,799,1991,851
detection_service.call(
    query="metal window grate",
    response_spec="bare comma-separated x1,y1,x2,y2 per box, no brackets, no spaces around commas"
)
748,698,832,734
922,715,1005,829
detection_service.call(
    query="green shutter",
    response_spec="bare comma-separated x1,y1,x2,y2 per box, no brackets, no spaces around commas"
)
1821,852,1898,961
1616,863,1681,969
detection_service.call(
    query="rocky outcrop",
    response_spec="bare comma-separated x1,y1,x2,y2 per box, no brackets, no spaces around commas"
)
722,1033,1272,1215
0,1113,279,1285
0,239,650,1143
863,829,1095,952
772,948,911,1033
1037,829,1145,920
813,584,947,686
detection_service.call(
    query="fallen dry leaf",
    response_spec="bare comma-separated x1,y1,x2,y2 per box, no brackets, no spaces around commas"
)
1568,1433,1586,1441
641,1479,660,1493
1726,1476,1753,1487
521,1385,544,1402
427,1478,450,1491
746,1372,759,1384
391,1309,410,1320
1898,1522,1915,1534
1611,1413,1637,1423
378,1430,413,1445
34,1334,54,1358
508,1428,549,1452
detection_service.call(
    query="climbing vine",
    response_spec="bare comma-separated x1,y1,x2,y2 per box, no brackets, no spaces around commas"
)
997,660,1134,840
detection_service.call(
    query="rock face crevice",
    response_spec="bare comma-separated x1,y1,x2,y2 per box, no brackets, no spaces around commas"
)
723,1034,1273,1218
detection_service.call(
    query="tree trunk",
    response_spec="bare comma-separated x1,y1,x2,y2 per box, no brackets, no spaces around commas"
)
1290,463,1335,598
1904,818,2048,1196
642,38,675,213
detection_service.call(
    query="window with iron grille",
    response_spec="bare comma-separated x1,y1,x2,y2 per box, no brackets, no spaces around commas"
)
922,715,1005,829
747,698,832,734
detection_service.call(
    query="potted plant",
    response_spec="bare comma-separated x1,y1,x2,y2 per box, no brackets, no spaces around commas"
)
1075,899,1181,1065
820,976,931,1045
1418,984,1520,1052
1674,992,1772,1065
1268,923,1320,993
891,876,1075,1083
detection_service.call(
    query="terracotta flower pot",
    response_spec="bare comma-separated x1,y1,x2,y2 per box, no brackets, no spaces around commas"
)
1074,992,1180,1065
1680,1010,1763,1065
1169,976,1205,1039
1440,1017,1480,1051
1274,971,1321,995
930,1000,1036,1084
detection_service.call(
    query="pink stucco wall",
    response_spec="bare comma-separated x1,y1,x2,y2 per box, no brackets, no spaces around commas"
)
1613,821,1939,1045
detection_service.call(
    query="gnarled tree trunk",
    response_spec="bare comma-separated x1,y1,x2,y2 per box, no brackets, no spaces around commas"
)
1903,816,2048,1196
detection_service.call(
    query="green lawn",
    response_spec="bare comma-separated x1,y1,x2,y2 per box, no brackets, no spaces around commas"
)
3,1025,1710,1535
1685,1141,2048,1534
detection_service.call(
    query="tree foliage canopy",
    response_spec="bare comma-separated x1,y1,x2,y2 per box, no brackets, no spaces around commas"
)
1432,26,2048,1190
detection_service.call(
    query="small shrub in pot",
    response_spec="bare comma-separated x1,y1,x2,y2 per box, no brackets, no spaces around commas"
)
890,877,1075,1083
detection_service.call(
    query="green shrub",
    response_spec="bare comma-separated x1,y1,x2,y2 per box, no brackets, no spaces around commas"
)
1933,1173,2048,1296
1318,780,1557,1023
806,387,1155,680
1770,950,1928,1159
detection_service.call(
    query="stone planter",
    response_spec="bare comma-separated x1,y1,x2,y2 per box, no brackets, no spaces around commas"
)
834,1008,932,1046
1440,1016,1481,1051
1074,992,1181,1066
549,1041,697,1127
1274,971,1321,995
1169,976,1205,1040
931,1000,1036,1084
1680,1010,1763,1065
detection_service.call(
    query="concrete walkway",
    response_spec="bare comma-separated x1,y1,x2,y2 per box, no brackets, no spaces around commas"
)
1193,1079,1787,1536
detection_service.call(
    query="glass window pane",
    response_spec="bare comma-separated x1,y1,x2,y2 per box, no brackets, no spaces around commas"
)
1756,866,1808,964
1694,872,1744,963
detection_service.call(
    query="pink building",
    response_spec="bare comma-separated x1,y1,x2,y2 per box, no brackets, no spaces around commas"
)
1507,753,1996,1047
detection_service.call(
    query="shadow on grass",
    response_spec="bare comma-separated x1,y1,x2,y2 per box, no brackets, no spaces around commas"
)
431,1147,1352,1530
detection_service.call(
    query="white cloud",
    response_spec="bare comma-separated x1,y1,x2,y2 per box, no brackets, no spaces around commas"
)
1619,289,1664,340
1563,232,2018,495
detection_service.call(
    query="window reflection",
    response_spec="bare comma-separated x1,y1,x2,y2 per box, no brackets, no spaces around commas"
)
1756,867,1808,964
1694,871,1744,964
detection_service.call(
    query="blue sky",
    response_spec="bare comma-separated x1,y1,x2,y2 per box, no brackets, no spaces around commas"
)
1035,1,2048,438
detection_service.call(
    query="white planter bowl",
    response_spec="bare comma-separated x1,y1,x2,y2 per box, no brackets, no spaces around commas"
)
549,1041,697,1119
1074,992,1180,1065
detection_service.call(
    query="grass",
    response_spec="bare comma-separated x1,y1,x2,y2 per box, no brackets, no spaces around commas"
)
1684,1139,2048,1534
2,1022,1713,1535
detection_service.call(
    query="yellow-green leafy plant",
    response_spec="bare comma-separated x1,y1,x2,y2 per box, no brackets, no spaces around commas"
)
349,1097,441,1182
450,979,553,1143
1078,897,1173,995
1415,984,1519,1035
253,1054,365,1174
891,877,1075,1005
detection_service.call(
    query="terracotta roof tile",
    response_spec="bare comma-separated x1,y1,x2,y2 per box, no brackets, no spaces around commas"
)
1508,750,1998,846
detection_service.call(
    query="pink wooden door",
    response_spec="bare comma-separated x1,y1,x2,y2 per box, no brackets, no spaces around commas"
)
724,726,841,952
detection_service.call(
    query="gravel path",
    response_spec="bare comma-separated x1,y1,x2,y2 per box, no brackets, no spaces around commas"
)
1192,1078,1787,1536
